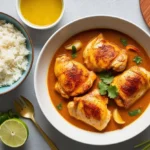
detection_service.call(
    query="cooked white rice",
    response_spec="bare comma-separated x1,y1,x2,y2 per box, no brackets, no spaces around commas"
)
0,20,29,86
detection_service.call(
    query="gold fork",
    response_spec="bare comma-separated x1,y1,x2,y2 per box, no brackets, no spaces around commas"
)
14,96,59,150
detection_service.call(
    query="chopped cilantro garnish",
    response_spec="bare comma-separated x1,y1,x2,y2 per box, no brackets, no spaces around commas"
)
120,38,128,46
98,82,108,95
133,56,142,65
56,103,62,110
0,110,19,125
98,71,118,98
98,81,118,99
128,109,141,116
72,53,77,58
99,71,114,84
107,85,118,99
72,45,77,58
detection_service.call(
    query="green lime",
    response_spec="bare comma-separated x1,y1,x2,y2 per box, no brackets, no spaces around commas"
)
0,118,28,148
12,118,29,136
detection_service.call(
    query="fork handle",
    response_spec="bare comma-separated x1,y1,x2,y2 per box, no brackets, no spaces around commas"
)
31,117,59,150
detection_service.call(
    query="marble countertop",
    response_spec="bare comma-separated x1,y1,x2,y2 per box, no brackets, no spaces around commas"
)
0,0,150,150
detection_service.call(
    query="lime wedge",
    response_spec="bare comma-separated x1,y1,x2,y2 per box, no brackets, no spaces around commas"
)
0,118,28,148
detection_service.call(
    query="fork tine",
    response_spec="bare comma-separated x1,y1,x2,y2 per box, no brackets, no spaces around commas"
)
14,100,22,109
14,100,23,113
20,95,30,102
20,96,33,108
18,98,26,107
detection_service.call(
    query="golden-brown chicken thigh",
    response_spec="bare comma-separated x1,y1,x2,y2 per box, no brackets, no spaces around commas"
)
112,66,150,108
54,55,97,99
83,34,128,72
67,89,111,131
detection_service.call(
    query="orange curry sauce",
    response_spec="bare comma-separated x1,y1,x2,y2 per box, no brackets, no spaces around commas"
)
47,29,150,132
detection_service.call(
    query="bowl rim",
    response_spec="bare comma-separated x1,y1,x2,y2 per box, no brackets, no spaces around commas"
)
15,0,65,30
0,12,34,95
34,15,150,145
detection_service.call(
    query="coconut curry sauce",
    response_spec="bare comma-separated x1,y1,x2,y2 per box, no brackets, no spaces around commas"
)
47,29,150,132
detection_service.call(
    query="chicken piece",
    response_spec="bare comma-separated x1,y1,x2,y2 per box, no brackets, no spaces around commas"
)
54,55,97,99
67,89,111,131
112,66,150,108
83,34,128,72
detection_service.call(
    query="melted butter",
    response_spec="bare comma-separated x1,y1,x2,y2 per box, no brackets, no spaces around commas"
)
20,0,62,26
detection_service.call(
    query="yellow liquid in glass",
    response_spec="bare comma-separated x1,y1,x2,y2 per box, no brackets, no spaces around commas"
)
20,0,62,26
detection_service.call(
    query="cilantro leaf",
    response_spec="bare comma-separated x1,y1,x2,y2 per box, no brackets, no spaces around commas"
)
72,45,77,58
98,72,118,98
0,110,19,125
107,85,118,99
103,76,114,84
128,109,141,116
133,56,142,65
98,82,108,95
120,38,128,46
72,53,77,58
99,71,114,84
56,103,62,110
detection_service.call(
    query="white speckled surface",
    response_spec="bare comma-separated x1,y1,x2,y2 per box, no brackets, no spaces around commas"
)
0,0,150,150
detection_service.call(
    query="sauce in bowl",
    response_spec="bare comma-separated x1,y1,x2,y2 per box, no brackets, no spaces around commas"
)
20,0,63,26
47,29,150,132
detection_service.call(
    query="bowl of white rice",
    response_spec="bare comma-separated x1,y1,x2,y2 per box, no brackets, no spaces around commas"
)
0,12,33,94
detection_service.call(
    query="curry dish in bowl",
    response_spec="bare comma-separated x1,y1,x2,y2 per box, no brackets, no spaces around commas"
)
47,29,150,132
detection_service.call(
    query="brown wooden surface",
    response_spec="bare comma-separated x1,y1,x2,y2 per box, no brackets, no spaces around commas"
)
140,0,150,27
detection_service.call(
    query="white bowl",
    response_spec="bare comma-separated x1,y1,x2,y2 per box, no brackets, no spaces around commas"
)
34,16,150,145
16,0,64,30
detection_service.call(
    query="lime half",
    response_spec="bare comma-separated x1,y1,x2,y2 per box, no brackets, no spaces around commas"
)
0,118,28,148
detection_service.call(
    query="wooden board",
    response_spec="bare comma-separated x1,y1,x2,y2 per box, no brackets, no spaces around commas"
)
140,0,150,27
